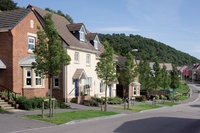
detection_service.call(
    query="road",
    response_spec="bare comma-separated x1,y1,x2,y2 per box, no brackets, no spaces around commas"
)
10,84,200,133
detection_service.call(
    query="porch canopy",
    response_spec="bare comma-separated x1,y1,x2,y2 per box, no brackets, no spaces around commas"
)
19,56,35,66
0,59,6,69
72,69,87,79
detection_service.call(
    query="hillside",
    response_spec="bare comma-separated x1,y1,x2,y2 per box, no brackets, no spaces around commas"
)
99,33,199,66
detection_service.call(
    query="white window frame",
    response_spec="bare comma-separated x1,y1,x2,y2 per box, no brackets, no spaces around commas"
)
86,54,91,65
26,69,32,86
79,26,85,42
23,68,44,88
35,72,42,86
28,36,35,52
94,40,98,50
100,82,105,93
74,52,79,63
85,77,91,88
53,76,59,88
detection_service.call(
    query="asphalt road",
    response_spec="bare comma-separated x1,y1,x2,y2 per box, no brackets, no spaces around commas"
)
7,84,199,133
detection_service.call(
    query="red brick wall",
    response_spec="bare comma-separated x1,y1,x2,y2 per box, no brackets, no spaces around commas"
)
0,11,49,98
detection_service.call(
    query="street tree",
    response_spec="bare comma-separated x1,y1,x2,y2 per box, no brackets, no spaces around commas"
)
32,13,71,117
0,0,19,11
160,64,171,97
170,65,180,97
152,58,161,90
138,58,151,90
95,41,117,111
120,52,137,109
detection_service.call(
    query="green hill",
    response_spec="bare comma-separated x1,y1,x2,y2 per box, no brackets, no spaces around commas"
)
99,33,199,66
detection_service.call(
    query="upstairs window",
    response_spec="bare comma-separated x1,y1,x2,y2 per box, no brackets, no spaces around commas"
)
28,37,35,52
86,54,91,65
74,52,79,63
94,35,99,50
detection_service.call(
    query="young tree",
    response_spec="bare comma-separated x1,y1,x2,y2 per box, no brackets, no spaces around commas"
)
170,65,180,95
95,41,117,111
32,13,71,117
152,58,161,90
0,0,19,11
138,59,151,90
120,52,137,109
160,64,171,90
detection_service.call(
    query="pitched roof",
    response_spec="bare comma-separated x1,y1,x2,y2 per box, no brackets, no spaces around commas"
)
0,8,31,32
86,33,97,41
28,5,103,53
67,23,84,31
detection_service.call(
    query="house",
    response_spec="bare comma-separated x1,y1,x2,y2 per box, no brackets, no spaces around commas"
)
116,56,140,99
0,5,117,103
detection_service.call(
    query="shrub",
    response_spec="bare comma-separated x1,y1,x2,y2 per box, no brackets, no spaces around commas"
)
83,100,98,106
107,96,122,104
160,95,167,100
135,96,146,102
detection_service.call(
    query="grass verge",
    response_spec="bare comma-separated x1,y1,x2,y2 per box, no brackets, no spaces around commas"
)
158,101,178,106
25,110,118,125
0,108,9,113
118,104,162,112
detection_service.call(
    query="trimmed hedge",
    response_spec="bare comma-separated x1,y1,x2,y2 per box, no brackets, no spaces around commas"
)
16,96,70,110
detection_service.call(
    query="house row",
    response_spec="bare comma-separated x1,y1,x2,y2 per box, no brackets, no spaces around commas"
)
0,5,140,103
178,63,200,82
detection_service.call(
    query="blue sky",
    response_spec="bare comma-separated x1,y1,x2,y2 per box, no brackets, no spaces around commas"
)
14,0,200,59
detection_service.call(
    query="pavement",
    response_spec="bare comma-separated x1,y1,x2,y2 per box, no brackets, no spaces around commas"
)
1,83,199,133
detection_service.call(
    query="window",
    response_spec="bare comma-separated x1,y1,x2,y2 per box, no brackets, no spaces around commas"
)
134,87,136,95
26,69,32,86
74,52,79,62
35,72,42,86
24,68,44,88
85,77,91,88
94,40,98,50
28,37,35,51
100,82,104,93
86,54,90,65
79,26,85,42
53,76,59,88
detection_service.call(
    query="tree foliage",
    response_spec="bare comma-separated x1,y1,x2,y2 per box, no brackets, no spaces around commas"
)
95,41,117,111
99,33,200,66
0,0,19,11
170,65,180,90
45,8,74,24
151,58,162,90
160,64,171,90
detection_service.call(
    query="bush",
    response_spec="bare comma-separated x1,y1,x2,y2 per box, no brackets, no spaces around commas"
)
135,96,146,102
160,95,167,100
91,97,102,103
107,96,122,104
16,96,70,110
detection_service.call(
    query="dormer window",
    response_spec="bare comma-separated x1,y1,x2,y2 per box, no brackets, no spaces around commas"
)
79,26,86,42
94,35,99,50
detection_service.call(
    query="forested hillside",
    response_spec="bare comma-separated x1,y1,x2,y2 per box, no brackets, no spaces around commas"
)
99,33,199,66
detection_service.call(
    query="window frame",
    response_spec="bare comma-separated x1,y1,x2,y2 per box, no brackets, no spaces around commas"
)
74,52,79,63
35,72,42,86
28,36,35,52
53,76,59,88
100,82,104,93
86,54,91,65
25,69,32,86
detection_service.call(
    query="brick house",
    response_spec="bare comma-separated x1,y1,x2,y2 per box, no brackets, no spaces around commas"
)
0,5,117,103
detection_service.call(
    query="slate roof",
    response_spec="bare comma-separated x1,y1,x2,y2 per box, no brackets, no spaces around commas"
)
28,5,103,53
86,33,97,41
0,8,31,32
67,23,84,32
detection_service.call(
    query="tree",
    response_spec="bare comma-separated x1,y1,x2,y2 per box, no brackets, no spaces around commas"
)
160,64,171,90
0,0,19,11
170,65,180,94
152,58,161,90
95,41,117,111
45,8,74,24
32,13,71,117
120,52,137,109
138,58,151,90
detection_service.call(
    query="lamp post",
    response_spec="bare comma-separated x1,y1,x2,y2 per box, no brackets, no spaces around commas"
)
127,49,138,109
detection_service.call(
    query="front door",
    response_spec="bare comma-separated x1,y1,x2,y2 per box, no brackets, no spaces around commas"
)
74,79,79,96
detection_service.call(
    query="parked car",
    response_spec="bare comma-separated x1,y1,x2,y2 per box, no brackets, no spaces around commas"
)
140,90,150,100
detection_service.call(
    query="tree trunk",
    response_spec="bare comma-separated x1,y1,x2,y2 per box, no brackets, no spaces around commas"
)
104,84,108,112
49,76,53,117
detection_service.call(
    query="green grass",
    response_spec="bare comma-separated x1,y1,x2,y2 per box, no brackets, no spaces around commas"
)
175,83,189,93
118,104,162,112
25,110,118,125
0,108,9,113
158,101,178,106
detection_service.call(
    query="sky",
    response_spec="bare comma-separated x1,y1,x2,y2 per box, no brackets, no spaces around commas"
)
13,0,200,59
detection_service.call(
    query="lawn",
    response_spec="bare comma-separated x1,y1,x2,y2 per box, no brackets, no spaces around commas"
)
25,110,118,125
158,101,178,106
118,104,162,112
